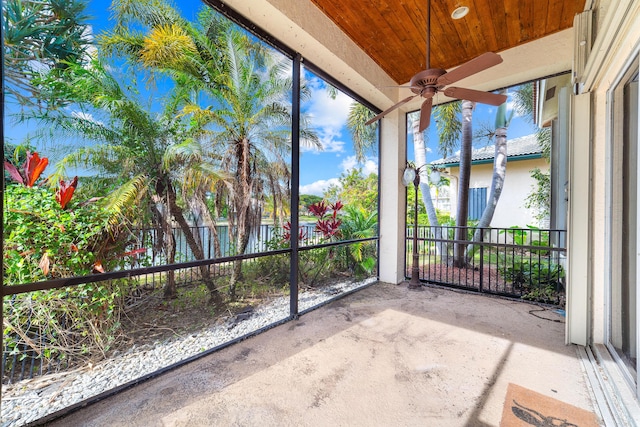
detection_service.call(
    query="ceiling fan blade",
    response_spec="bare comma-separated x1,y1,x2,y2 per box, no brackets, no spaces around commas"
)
443,87,507,106
365,95,417,126
418,97,433,132
437,52,503,86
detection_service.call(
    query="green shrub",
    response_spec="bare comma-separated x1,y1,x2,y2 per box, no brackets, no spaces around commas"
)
498,256,564,303
3,184,133,372
4,184,126,281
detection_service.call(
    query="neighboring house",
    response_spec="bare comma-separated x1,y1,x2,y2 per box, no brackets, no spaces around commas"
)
430,134,548,228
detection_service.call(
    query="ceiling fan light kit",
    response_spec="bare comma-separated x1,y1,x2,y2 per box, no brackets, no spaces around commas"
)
366,0,507,132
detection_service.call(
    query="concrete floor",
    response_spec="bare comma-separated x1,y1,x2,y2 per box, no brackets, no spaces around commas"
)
48,282,599,427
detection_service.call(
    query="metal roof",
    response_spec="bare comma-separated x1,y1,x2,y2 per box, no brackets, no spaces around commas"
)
431,133,542,166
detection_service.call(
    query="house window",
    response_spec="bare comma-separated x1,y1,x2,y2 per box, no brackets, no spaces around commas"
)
468,187,487,220
430,185,450,213
609,55,639,395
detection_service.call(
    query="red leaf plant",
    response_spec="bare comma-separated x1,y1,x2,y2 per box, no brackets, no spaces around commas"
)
316,218,342,238
329,201,344,213
4,151,49,187
56,176,78,209
308,200,343,239
120,248,147,258
283,221,308,242
307,200,329,218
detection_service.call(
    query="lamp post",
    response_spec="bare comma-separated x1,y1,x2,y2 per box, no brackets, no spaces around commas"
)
403,164,424,290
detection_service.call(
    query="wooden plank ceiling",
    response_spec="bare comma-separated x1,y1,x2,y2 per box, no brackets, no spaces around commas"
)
308,0,585,84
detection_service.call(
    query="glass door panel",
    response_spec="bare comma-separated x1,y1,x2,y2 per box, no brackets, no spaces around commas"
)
610,62,639,393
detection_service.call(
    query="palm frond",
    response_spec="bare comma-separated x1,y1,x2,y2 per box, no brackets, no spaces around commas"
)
102,174,151,228
434,101,462,158
347,103,377,162
162,138,202,170
140,24,197,69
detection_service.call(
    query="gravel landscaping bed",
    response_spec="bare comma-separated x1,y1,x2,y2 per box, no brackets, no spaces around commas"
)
1,277,376,427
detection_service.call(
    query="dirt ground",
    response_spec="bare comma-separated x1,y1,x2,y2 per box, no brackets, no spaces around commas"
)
46,282,598,427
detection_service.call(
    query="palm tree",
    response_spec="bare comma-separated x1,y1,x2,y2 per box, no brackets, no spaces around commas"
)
207,42,315,296
34,59,225,305
163,135,230,258
466,84,550,257
409,114,448,260
101,1,320,298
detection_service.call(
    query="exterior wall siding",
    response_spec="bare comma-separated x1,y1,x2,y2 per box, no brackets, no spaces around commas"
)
445,157,549,228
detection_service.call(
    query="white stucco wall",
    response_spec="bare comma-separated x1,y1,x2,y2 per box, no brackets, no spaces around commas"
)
445,157,549,228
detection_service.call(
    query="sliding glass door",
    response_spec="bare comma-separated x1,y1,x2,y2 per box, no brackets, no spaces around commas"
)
610,55,639,395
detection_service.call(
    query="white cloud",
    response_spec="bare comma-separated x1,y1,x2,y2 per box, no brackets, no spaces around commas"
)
340,155,378,175
300,178,341,196
340,155,358,171
362,159,379,175
302,129,345,154
303,77,353,154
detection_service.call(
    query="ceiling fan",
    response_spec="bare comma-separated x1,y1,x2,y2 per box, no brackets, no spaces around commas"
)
365,0,507,132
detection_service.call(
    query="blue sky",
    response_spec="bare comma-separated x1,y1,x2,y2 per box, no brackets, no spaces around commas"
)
4,0,539,197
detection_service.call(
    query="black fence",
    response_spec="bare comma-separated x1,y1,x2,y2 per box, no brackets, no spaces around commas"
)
127,224,322,268
406,225,567,305
123,224,326,288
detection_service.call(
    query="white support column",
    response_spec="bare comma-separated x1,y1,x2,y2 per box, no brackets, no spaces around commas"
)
566,92,592,346
378,110,407,284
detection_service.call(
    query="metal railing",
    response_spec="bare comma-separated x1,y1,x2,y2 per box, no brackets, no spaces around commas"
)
406,225,567,305
127,224,322,268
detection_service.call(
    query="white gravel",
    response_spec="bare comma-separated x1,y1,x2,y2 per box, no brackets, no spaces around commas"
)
1,277,376,427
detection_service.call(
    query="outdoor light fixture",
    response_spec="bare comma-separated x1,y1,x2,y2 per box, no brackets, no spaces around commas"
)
429,169,441,185
403,164,423,290
451,6,469,19
402,166,417,187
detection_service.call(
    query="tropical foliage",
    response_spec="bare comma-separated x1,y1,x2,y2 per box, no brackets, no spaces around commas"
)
324,168,378,212
3,0,93,106
3,0,379,381
97,0,321,297
3,159,135,372
31,57,225,304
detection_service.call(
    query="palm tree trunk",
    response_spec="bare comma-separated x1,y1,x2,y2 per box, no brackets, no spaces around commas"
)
467,127,508,260
229,137,256,299
189,193,222,258
161,203,177,299
167,183,224,307
453,100,475,267
411,119,447,261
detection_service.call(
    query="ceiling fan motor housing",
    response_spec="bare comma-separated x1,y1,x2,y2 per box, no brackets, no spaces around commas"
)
410,68,446,95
